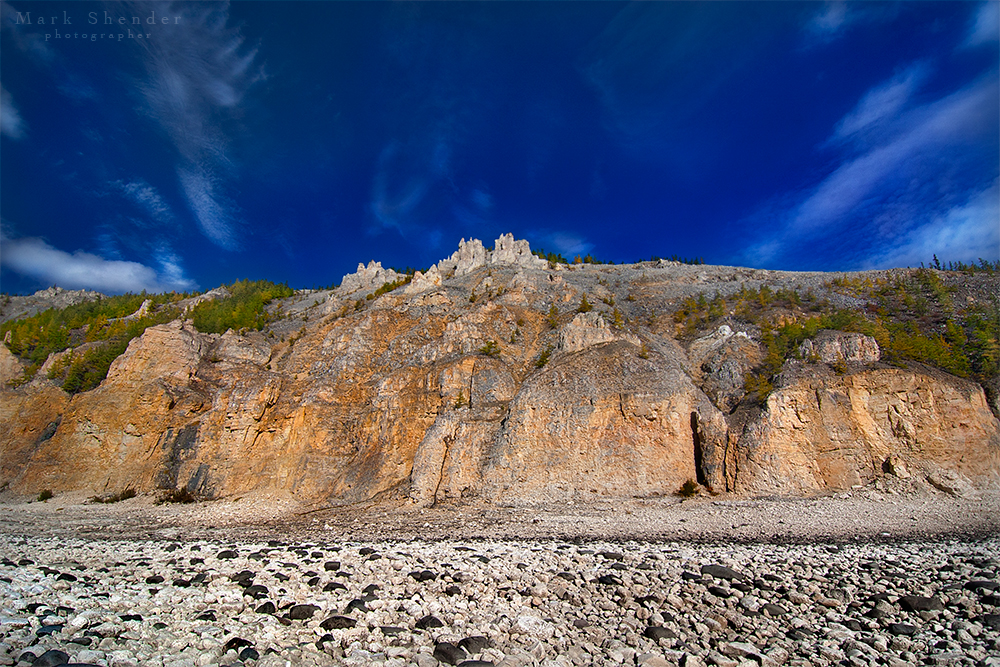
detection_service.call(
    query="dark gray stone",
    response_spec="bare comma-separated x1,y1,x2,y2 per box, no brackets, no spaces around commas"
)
899,595,944,612
644,626,678,641
287,604,320,620
416,615,445,630
434,642,468,665
888,623,918,636
701,564,745,581
458,636,492,654
31,650,70,666
320,615,357,630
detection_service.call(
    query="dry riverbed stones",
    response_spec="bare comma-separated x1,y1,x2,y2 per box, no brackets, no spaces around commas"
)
1,537,998,667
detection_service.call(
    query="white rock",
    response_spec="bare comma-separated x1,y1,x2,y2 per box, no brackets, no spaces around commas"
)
515,614,555,639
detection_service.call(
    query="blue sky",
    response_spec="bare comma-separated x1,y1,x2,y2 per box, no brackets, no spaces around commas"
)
1,1,997,295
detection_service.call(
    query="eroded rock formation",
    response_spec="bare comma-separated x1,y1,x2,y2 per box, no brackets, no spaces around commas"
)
1,235,997,504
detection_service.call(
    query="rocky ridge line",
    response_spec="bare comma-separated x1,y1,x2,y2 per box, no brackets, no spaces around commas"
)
0,234,997,506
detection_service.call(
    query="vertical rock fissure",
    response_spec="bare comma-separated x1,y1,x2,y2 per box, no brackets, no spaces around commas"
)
691,412,706,486
468,363,476,410
432,434,451,507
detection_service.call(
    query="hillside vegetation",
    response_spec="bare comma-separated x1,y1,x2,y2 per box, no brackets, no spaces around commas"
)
188,280,294,334
672,268,999,403
0,280,292,393
2,259,997,405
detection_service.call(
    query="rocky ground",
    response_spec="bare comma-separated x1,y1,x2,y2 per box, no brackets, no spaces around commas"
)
1,491,999,667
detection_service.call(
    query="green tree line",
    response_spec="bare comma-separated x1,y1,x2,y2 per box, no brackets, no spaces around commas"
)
2,280,294,393
673,275,999,401
188,280,295,334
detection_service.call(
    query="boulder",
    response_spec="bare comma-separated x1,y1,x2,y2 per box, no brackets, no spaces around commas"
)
799,330,880,365
559,312,618,354
0,343,25,386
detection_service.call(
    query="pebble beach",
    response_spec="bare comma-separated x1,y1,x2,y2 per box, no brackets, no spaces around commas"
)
1,491,998,667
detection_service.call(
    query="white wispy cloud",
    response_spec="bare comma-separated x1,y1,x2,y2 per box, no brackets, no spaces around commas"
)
0,84,25,140
801,2,897,47
370,144,431,233
0,235,197,293
132,0,261,249
529,230,594,258
471,188,493,211
806,2,850,39
1,0,56,65
863,180,1000,269
114,179,175,226
831,65,927,143
965,2,1000,48
153,245,195,290
178,166,239,250
742,66,999,268
792,74,997,234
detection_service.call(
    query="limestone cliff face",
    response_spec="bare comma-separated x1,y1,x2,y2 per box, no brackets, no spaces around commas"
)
476,339,728,504
727,365,1000,496
0,344,23,387
2,236,998,503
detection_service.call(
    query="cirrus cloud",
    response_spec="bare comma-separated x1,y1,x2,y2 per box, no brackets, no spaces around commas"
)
965,2,1000,48
132,0,262,249
1,84,25,140
741,65,999,269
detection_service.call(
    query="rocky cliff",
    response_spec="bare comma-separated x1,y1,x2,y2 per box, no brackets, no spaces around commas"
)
2,234,998,504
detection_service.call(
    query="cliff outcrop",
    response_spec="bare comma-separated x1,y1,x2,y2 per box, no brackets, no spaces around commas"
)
728,364,999,496
2,236,997,504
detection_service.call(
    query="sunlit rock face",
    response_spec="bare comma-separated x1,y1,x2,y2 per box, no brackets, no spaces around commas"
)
2,235,998,503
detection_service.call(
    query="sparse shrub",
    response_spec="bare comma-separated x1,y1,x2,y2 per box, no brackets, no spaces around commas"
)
90,488,137,504
535,345,553,369
532,248,568,265
478,340,500,357
743,372,774,403
37,489,53,502
612,308,624,329
677,479,699,498
454,391,467,409
548,305,559,329
160,488,198,504
577,296,593,313
370,277,411,300
638,343,650,359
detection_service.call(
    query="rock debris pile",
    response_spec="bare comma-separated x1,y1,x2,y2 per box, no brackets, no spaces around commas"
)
1,536,998,667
